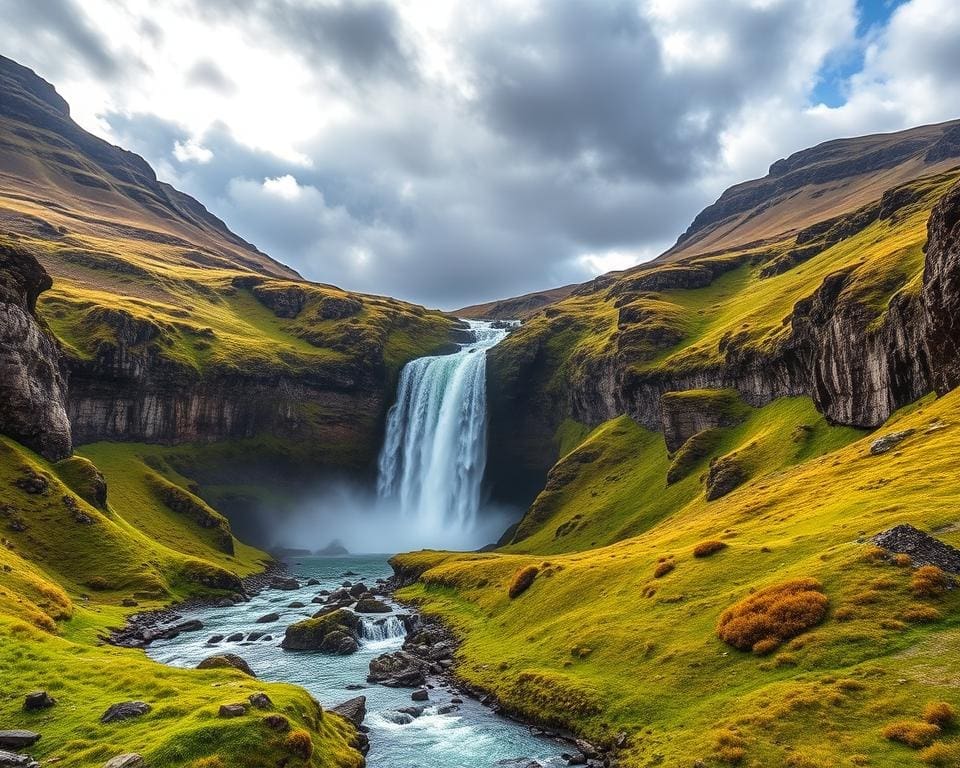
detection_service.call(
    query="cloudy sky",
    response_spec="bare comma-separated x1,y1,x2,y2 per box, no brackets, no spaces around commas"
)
2,0,958,308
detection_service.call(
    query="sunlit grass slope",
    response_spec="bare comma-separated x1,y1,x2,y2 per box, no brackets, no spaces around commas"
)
396,388,960,767
0,436,363,767
507,396,865,554
496,169,959,395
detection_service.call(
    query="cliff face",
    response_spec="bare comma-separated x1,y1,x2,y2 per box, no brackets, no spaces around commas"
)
0,243,71,459
0,57,461,472
922,180,960,393
64,304,396,457
487,164,960,504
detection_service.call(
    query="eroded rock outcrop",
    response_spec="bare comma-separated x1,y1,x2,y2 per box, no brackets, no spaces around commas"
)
922,180,960,393
488,178,960,506
0,243,71,459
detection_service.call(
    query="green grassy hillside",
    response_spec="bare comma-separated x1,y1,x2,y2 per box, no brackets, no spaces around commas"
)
396,387,960,767
486,164,960,502
0,436,363,767
0,54,460,481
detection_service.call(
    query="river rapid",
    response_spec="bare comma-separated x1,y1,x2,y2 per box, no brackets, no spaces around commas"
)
147,555,565,768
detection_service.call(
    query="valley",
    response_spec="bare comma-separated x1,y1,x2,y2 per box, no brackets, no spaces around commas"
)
2,48,960,768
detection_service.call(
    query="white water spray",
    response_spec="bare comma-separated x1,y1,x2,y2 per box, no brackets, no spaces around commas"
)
360,615,407,643
377,320,510,538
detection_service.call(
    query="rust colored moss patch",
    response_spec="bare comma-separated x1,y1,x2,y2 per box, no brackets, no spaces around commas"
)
717,577,828,653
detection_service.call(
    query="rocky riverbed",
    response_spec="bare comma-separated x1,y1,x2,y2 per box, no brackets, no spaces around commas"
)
136,555,591,768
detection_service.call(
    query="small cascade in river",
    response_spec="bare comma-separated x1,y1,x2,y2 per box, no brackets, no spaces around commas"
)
360,615,406,642
376,320,511,535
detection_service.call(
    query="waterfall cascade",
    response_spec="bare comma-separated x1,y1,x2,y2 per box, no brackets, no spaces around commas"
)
360,615,407,642
376,320,511,535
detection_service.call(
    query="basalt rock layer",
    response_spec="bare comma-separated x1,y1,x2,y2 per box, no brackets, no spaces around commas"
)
0,242,70,460
486,131,960,504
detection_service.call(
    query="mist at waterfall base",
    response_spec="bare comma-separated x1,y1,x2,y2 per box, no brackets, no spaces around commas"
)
273,320,519,553
272,480,516,553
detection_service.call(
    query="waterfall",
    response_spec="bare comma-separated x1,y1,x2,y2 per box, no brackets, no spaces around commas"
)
360,615,407,642
377,320,511,535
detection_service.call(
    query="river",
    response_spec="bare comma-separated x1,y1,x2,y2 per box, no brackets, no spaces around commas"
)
147,555,565,768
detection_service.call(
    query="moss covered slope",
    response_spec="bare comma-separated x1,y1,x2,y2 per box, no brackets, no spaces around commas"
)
0,436,362,767
396,388,960,767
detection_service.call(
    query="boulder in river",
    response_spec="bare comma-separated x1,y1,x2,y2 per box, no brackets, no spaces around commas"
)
226,632,244,642
330,696,367,727
255,611,280,624
281,608,361,653
196,653,256,677
411,688,429,702
269,576,300,591
22,691,55,711
355,598,391,613
207,634,224,644
100,702,151,724
0,750,40,768
348,583,368,598
380,711,415,726
142,619,203,643
0,732,40,750
367,651,428,687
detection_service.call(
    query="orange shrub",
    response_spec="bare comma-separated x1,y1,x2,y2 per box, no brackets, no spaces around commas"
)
693,540,728,558
893,554,913,567
882,720,940,748
508,566,539,598
654,560,675,578
902,605,942,623
862,546,887,563
922,702,956,728
920,742,960,766
714,730,746,764
284,729,314,760
716,578,828,654
912,566,952,598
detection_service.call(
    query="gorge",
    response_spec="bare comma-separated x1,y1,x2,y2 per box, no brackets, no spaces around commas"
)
3,49,960,768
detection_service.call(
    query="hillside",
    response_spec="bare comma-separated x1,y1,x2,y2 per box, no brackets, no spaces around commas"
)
482,122,960,504
0,55,462,514
393,123,960,767
455,284,577,320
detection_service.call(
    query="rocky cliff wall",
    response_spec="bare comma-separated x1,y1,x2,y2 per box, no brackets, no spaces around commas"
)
0,243,71,459
487,179,960,502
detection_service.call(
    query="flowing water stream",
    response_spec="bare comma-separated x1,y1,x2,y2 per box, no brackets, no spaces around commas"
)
147,556,563,767
149,323,562,765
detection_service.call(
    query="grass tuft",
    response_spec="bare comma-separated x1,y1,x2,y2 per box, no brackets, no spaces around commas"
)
692,540,727,558
881,720,941,748
911,565,952,598
508,566,539,598
717,578,828,654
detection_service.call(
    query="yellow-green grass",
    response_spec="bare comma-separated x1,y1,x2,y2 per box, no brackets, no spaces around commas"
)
0,437,270,614
494,170,960,408
0,435,365,766
34,252,454,381
509,396,864,553
395,388,960,767
0,618,362,768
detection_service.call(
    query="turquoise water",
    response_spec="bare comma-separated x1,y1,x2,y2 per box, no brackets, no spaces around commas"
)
147,555,563,767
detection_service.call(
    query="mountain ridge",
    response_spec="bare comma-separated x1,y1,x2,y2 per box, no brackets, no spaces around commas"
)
0,54,297,279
